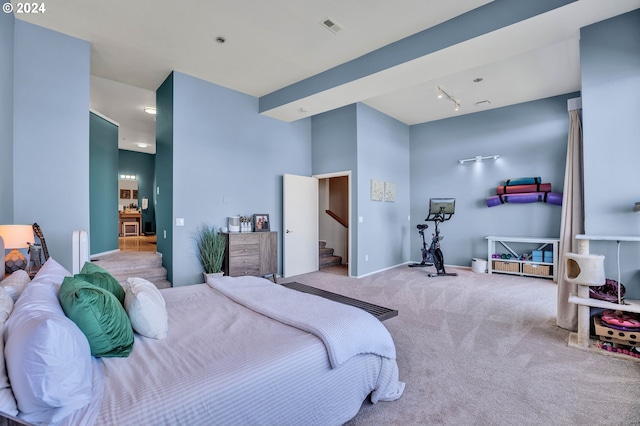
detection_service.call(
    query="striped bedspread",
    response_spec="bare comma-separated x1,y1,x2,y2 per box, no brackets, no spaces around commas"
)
208,275,396,368
87,282,403,426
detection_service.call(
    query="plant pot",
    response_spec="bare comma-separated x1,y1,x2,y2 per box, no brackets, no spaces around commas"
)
203,271,224,284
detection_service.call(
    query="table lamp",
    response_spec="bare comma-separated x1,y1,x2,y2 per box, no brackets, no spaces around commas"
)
0,225,35,274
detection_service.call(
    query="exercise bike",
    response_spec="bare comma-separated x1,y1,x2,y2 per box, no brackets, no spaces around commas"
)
408,198,458,277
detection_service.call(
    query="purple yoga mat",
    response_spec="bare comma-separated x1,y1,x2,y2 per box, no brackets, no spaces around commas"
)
486,192,563,207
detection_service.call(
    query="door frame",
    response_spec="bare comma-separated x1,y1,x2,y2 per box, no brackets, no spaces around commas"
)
314,170,352,277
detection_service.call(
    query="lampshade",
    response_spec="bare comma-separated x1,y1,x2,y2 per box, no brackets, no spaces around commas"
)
0,225,34,249
0,225,35,274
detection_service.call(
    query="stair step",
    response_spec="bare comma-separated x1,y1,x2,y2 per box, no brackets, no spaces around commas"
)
319,247,334,257
319,240,327,249
109,266,168,282
320,255,342,269
90,252,162,273
88,251,170,289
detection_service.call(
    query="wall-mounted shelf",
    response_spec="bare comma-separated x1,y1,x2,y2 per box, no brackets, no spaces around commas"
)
486,236,559,281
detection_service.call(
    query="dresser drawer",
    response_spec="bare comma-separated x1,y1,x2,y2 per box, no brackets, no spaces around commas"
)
228,241,259,257
228,254,260,276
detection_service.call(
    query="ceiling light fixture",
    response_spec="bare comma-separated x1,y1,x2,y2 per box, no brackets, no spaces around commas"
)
143,106,156,115
137,143,148,148
458,155,500,165
437,86,460,112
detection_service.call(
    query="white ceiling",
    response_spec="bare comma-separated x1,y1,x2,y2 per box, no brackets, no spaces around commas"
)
14,0,640,153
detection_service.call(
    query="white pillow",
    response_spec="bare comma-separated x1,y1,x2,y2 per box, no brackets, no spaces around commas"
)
0,286,17,416
0,287,13,323
4,281,92,424
0,326,18,417
0,270,30,302
125,277,168,339
31,257,72,289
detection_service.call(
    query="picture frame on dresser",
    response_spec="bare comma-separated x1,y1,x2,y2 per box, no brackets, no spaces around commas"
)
253,214,270,232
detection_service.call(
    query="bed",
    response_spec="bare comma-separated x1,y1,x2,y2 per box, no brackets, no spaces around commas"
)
0,258,404,426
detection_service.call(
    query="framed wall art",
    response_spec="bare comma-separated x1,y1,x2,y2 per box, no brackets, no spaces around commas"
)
384,182,396,202
370,179,383,201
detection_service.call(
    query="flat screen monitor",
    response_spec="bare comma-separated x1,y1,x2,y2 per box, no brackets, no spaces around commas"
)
429,198,455,215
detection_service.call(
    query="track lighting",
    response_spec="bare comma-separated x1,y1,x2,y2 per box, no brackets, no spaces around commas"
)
437,86,461,112
458,155,500,165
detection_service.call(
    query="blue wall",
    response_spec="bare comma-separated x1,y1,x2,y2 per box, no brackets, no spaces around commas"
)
169,71,312,286
356,104,411,276
580,10,640,298
12,21,90,270
119,150,156,234
312,105,358,272
90,113,119,254
410,94,577,268
311,103,411,276
0,12,14,224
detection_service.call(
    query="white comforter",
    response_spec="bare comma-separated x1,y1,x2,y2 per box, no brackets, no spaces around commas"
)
89,280,404,426
208,276,396,368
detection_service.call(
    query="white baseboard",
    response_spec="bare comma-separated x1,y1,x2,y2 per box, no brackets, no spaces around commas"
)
90,248,120,259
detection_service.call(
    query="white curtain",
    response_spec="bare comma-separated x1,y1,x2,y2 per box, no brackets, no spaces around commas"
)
556,109,584,331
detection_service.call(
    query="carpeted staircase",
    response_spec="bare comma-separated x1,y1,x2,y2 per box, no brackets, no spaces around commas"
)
88,251,171,289
319,240,342,269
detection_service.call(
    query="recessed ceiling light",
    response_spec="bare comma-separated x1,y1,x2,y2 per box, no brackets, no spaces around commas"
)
143,106,156,115
137,143,148,148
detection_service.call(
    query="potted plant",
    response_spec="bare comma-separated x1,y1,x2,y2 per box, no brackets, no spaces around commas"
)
195,224,227,283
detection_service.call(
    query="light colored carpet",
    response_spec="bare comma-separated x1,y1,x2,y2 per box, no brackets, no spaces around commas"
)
281,266,640,425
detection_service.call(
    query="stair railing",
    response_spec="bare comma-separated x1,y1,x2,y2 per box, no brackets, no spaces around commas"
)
325,210,348,228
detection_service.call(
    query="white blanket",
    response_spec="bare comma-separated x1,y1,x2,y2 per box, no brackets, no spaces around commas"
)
208,276,396,368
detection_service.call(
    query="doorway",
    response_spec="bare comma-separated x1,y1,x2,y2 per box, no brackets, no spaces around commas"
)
316,171,351,277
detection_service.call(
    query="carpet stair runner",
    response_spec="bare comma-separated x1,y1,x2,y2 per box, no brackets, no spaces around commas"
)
88,251,171,289
319,240,342,269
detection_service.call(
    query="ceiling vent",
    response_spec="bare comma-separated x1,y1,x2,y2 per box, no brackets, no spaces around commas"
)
321,17,343,34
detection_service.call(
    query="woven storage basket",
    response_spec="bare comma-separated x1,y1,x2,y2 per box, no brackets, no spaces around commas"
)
492,261,520,273
522,263,551,277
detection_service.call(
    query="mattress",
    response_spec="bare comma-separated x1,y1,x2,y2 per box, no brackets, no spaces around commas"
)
91,283,403,425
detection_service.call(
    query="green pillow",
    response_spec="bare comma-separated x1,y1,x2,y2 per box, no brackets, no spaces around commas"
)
58,276,134,358
78,262,125,304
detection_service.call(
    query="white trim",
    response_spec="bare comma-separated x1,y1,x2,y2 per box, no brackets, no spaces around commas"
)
314,171,352,277
567,97,582,111
90,248,120,259
90,109,120,126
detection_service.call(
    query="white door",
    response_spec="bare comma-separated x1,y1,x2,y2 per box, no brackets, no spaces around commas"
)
283,174,319,277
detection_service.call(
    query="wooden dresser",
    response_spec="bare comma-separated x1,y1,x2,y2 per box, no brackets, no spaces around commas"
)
223,232,277,281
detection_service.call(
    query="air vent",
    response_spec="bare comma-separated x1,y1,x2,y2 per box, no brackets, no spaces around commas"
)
321,17,343,34
474,100,491,107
